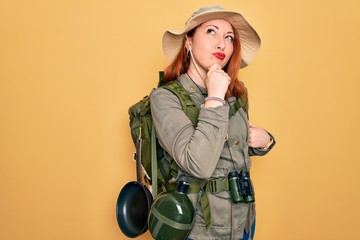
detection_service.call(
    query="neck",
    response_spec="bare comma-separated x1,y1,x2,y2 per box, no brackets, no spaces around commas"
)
187,50,207,88
187,68,206,88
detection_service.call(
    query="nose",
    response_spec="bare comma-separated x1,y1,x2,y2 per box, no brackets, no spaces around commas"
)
216,37,225,50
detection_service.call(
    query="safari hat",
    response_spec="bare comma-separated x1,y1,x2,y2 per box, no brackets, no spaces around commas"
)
162,6,261,68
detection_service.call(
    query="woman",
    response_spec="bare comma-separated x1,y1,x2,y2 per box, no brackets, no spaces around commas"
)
150,6,275,240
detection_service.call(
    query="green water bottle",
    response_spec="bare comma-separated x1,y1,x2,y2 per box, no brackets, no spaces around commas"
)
148,181,195,240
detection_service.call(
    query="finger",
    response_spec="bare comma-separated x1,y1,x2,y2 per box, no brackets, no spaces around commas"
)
248,129,255,140
208,63,222,72
248,138,255,147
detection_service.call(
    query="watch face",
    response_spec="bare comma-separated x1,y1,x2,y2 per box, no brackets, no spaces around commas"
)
264,138,274,150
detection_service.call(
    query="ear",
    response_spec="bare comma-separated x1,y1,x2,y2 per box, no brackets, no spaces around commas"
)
185,36,192,51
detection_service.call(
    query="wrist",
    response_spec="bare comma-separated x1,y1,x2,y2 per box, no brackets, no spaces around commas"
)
262,136,274,150
204,96,225,105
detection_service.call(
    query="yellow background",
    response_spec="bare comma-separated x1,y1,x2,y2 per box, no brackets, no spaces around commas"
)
1,0,359,239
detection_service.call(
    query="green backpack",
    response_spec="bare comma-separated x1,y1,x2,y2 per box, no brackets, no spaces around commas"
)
128,72,247,198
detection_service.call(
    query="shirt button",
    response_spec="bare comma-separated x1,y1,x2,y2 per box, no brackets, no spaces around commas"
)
234,140,240,145
190,86,195,91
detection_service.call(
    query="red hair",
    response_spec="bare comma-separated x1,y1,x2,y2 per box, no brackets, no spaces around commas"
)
163,25,247,100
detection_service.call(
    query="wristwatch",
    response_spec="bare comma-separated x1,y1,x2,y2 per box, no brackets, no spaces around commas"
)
263,137,274,150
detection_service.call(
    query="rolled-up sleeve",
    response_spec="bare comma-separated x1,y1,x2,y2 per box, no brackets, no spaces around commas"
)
150,88,229,179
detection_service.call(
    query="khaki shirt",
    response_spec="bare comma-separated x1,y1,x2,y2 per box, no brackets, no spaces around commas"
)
150,74,272,239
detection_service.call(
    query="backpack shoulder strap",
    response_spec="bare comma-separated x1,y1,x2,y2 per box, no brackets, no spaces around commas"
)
229,95,248,117
162,80,248,121
161,81,199,126
229,82,248,117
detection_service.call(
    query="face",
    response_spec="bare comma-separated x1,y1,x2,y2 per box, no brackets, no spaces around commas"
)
187,19,235,70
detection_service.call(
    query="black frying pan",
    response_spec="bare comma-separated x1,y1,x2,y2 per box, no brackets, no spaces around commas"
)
116,138,153,238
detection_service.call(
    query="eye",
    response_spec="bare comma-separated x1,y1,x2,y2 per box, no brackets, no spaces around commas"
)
206,28,216,35
225,35,234,43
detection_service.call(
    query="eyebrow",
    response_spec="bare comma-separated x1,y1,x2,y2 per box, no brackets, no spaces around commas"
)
204,24,234,35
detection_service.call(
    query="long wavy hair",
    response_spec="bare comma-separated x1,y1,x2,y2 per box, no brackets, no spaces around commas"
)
163,24,247,100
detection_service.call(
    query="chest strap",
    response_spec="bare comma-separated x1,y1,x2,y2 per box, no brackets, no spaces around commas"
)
162,178,229,194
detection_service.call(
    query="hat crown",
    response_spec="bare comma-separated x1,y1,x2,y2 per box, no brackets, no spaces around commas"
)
185,5,224,26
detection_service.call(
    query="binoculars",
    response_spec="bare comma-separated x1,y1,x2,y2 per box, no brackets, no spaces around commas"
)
228,170,255,203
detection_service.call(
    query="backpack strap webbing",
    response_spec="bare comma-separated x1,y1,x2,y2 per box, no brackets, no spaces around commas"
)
151,124,158,198
161,81,199,126
229,94,247,116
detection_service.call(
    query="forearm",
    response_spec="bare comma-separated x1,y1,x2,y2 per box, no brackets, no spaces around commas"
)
171,106,229,179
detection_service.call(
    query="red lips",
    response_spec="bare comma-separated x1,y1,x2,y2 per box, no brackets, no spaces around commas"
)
213,52,225,60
